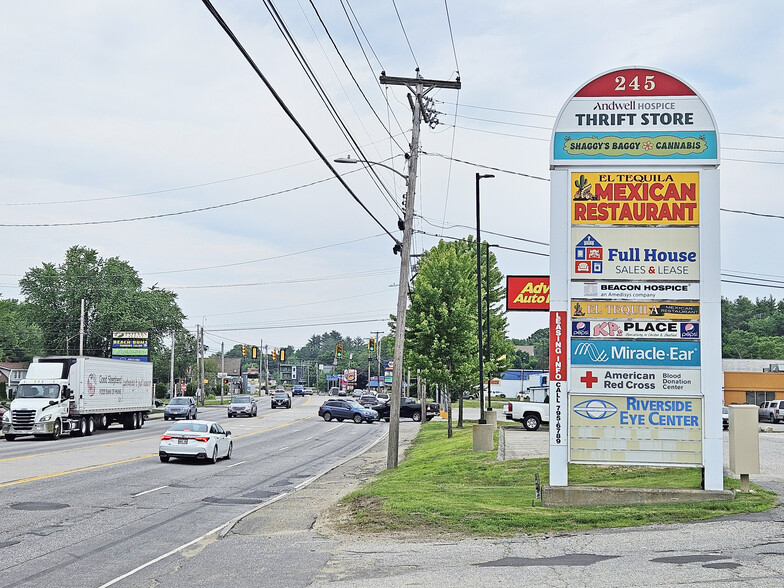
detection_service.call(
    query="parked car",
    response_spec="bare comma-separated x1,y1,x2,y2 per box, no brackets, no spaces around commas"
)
376,392,390,402
760,399,784,423
722,406,729,430
159,420,232,463
359,394,378,407
228,395,257,418
462,392,478,400
318,399,379,423
337,389,347,397
271,391,292,409
164,397,197,421
371,397,440,422
292,385,305,396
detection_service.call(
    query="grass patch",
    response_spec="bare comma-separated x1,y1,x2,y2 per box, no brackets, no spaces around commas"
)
338,421,776,536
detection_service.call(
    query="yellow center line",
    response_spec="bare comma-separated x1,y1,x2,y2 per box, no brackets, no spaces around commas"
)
1,413,317,487
0,454,157,488
0,434,163,463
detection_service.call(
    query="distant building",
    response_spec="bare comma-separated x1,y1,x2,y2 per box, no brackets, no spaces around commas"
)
0,362,30,397
723,359,784,406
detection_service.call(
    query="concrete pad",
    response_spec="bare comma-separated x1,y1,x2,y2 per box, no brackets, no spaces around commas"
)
542,484,735,507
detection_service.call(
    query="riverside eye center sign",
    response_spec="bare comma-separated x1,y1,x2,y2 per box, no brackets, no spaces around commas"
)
548,67,722,490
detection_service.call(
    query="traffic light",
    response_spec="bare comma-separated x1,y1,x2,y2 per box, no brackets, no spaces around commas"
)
242,345,247,357
272,348,277,361
279,348,286,362
251,346,258,359
336,343,343,359
223,378,229,384
368,338,375,353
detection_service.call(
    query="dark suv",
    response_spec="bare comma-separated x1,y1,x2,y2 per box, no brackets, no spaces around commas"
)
318,399,379,424
271,391,291,409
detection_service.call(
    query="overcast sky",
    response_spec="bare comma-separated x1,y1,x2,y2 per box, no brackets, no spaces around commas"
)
0,1,782,355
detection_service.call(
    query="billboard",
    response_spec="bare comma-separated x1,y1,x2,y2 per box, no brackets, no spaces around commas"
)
571,319,699,340
507,276,550,311
571,280,698,300
572,300,699,320
571,171,699,225
570,339,700,367
569,394,703,465
570,366,701,394
111,331,149,363
572,227,699,281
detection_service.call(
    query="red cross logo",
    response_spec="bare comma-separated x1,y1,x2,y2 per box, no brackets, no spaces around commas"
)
580,371,598,388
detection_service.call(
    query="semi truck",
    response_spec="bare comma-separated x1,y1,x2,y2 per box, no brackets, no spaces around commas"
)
2,356,153,441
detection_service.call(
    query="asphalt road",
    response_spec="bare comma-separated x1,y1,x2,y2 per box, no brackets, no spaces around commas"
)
0,395,389,588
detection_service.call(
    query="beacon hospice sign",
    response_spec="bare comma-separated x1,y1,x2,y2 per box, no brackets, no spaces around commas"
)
551,68,718,165
571,280,698,300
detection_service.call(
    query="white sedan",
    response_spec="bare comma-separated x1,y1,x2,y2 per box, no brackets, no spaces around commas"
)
159,420,233,464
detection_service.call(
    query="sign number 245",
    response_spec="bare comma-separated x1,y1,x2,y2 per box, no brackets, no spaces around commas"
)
615,75,655,92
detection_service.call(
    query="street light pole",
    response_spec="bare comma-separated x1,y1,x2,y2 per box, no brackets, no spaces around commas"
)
476,173,494,424
486,243,493,414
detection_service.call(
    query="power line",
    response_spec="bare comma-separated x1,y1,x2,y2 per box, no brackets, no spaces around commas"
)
165,267,397,290
391,0,419,68
0,176,335,227
443,0,460,73
262,0,402,217
200,0,399,246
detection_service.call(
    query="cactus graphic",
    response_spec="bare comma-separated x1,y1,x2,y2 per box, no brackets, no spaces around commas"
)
573,174,595,200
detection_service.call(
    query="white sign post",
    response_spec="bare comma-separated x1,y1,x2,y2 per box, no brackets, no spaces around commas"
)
549,67,722,490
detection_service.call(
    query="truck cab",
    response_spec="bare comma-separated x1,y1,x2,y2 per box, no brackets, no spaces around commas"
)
2,363,71,440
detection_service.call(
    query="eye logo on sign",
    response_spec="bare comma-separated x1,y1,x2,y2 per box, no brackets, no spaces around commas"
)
574,399,618,420
575,234,603,274
573,341,609,362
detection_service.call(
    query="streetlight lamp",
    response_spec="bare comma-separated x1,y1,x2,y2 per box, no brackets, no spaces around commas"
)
335,155,413,469
475,173,494,424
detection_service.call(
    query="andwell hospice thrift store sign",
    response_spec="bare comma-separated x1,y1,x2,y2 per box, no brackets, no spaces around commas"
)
548,67,721,489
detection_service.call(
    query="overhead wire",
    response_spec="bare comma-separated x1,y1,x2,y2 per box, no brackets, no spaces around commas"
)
200,0,399,245
391,0,419,68
260,0,402,217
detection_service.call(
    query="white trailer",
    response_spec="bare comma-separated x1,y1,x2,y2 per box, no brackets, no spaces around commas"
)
2,356,153,441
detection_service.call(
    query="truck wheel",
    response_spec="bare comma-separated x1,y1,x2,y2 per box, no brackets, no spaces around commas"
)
97,414,108,429
4,434,16,441
122,414,134,430
85,417,95,436
412,412,422,422
523,414,541,431
72,417,88,437
135,413,144,429
50,419,62,440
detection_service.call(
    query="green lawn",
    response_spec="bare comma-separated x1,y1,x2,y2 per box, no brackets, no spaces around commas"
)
338,421,776,536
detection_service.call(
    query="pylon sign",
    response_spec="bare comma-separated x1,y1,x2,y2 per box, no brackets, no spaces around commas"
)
548,67,722,490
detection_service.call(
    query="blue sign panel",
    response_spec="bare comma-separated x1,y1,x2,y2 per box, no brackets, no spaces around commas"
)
571,339,700,367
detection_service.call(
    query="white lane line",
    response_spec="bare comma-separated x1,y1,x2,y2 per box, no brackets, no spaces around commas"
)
100,428,388,588
226,461,246,469
305,436,313,441
278,446,289,451
133,486,168,497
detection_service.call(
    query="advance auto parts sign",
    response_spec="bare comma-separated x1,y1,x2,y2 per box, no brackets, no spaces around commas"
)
552,67,718,166
569,395,703,465
571,172,698,225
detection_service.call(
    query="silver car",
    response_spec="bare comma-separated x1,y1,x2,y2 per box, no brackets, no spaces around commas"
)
228,395,257,418
159,420,232,463
163,396,197,421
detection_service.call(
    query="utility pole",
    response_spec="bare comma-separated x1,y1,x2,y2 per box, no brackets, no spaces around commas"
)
372,331,383,393
381,70,461,469
220,341,225,404
199,325,205,406
79,298,85,356
170,329,175,399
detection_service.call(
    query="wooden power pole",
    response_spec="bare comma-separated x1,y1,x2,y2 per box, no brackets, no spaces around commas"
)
381,70,461,469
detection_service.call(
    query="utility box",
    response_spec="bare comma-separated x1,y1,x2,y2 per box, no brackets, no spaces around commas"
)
728,405,760,491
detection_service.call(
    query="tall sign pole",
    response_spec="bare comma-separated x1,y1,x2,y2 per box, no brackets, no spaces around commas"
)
380,71,461,469
549,67,721,489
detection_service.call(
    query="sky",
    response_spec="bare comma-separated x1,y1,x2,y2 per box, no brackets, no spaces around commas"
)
0,1,782,357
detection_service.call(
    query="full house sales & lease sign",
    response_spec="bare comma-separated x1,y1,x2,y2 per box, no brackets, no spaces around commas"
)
548,67,722,490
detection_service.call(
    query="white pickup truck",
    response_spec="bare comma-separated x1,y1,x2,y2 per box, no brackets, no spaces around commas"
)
502,387,549,431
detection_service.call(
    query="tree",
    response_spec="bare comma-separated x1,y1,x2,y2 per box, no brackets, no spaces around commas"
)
0,298,45,361
404,239,476,417
19,246,186,361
